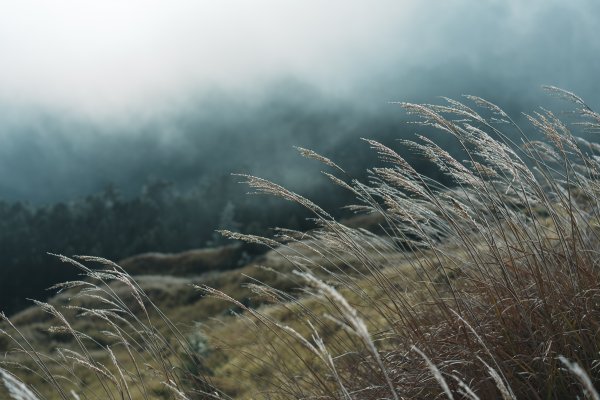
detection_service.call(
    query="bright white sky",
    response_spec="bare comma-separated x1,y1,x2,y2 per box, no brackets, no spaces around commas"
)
0,0,596,116
0,1,419,114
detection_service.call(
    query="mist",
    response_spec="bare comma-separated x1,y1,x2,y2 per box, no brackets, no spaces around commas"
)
0,0,599,203
1,0,600,315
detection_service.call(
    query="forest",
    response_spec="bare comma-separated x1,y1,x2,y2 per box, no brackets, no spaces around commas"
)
0,177,324,314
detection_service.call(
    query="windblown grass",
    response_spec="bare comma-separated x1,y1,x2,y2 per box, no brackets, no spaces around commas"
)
210,87,600,398
2,87,600,399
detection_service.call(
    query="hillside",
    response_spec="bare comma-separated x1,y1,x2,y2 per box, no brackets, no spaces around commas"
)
2,92,600,399
0,213,390,398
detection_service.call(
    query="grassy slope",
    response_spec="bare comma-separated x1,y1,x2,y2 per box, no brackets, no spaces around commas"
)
3,91,600,399
1,214,400,399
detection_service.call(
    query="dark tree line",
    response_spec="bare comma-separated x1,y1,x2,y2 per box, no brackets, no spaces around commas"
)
0,128,457,316
0,176,332,316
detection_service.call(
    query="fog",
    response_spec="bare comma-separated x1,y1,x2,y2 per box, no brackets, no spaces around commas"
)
2,0,600,315
0,0,599,202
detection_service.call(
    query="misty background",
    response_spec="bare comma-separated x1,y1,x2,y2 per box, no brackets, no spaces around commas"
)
1,0,599,314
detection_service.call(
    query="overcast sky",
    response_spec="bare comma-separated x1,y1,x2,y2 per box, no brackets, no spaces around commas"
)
1,1,597,115
0,0,599,201
0,0,410,115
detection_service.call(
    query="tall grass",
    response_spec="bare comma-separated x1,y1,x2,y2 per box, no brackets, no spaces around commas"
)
215,87,600,398
2,87,600,399
1,256,224,399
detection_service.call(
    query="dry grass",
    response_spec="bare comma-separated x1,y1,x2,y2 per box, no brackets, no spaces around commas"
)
118,245,244,276
3,87,600,399
208,87,600,399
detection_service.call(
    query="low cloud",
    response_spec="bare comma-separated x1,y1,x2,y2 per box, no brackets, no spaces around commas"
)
0,0,598,202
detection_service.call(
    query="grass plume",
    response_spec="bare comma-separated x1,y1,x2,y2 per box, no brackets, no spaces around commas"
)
2,88,600,399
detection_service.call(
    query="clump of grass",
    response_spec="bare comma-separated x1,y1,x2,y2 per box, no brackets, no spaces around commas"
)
1,255,226,400
210,87,600,398
2,87,600,399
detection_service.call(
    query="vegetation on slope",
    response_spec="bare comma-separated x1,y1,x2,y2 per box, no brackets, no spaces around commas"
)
2,88,600,399
0,177,325,315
